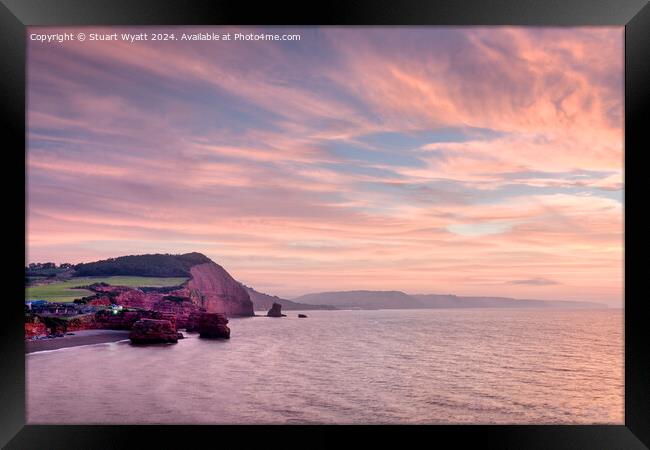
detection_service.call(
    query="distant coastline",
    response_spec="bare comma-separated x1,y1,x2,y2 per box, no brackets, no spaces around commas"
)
290,290,609,310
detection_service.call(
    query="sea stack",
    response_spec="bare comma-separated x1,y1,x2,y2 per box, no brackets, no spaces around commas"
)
198,312,230,339
129,319,183,344
267,302,286,317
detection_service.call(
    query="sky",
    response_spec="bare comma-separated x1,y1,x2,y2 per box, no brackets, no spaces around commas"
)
26,27,624,305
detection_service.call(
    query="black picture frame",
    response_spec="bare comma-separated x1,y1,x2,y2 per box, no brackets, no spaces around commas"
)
1,1,648,448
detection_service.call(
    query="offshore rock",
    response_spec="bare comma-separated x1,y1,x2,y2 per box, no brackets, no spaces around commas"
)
267,302,286,317
198,312,230,339
129,319,182,344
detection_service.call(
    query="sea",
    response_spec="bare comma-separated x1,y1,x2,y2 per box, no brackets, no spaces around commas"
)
26,308,623,424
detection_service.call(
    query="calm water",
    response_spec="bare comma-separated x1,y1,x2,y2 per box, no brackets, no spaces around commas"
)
27,309,623,424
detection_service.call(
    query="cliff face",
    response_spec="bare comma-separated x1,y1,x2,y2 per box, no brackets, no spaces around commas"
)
179,262,254,316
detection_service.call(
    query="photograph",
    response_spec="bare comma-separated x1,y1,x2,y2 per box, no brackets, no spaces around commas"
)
24,25,626,426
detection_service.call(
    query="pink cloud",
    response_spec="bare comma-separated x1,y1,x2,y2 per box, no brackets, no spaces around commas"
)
26,27,624,305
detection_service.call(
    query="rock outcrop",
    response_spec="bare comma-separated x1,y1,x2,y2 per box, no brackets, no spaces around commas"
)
267,302,286,317
87,296,111,306
129,319,183,344
25,315,48,339
62,313,97,332
87,286,205,328
298,314,307,318
197,312,230,339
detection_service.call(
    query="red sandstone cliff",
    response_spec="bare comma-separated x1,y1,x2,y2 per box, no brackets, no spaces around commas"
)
25,316,48,338
177,262,254,316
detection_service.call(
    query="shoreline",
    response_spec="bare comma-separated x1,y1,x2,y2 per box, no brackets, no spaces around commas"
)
25,329,131,354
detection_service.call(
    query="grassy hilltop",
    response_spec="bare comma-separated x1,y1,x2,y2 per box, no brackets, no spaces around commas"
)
25,253,212,302
73,252,211,277
26,276,188,303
